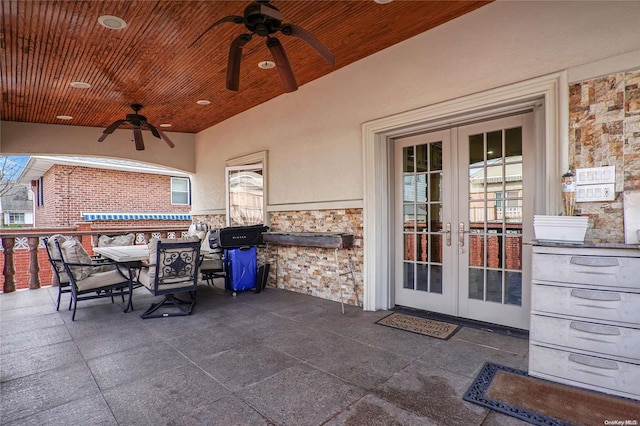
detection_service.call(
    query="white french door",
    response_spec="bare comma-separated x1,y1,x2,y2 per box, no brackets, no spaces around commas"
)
394,113,534,329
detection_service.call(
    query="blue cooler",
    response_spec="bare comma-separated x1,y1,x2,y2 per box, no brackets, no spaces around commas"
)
226,246,257,292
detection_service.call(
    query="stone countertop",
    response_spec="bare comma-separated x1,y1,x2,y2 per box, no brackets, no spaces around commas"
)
529,239,640,250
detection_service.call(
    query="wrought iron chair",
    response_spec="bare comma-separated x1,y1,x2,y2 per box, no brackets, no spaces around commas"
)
138,237,201,319
43,235,72,311
55,238,135,321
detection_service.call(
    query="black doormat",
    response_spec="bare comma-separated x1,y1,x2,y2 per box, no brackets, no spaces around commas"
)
463,362,640,426
375,312,460,340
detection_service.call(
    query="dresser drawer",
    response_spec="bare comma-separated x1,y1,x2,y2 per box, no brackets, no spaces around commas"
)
531,284,640,325
532,252,640,290
530,314,640,361
529,345,640,398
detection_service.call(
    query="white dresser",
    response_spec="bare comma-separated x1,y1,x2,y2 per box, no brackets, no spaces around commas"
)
530,244,640,399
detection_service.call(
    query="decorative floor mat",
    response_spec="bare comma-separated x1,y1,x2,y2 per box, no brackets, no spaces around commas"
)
375,312,460,340
463,362,640,426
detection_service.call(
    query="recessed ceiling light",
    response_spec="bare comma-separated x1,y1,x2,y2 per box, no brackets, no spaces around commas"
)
70,81,91,89
374,0,393,3
98,15,127,30
56,115,73,120
258,61,275,69
159,123,172,128
196,100,211,105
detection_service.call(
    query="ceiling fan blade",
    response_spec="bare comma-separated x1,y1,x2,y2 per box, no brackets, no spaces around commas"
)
133,127,145,151
146,122,175,148
283,24,335,66
267,37,297,93
188,15,244,48
144,121,161,139
158,130,175,148
227,33,253,91
98,119,126,142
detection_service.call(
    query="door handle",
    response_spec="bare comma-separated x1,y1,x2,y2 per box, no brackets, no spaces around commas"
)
445,222,451,246
436,223,451,246
459,222,465,248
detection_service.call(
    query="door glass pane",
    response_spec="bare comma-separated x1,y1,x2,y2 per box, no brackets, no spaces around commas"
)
430,173,442,202
469,167,484,195
469,134,484,164
404,234,414,261
505,231,522,270
469,233,485,267
505,127,522,158
430,204,442,232
469,268,484,299
486,130,502,161
416,174,428,202
403,204,415,231
487,234,503,269
430,234,442,263
430,142,442,170
417,232,428,262
403,263,414,289
506,271,522,305
486,270,503,303
430,265,443,294
403,146,414,172
403,175,415,202
416,263,428,291
416,144,428,173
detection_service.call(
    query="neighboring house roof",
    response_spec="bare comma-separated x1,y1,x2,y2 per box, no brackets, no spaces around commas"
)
1,184,32,212
17,155,190,184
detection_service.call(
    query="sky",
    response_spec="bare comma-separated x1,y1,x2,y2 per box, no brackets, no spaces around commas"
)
2,156,29,180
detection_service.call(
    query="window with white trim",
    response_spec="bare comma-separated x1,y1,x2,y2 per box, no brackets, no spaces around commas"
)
225,151,268,227
171,177,191,205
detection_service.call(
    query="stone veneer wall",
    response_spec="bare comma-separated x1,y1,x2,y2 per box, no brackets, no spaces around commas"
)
192,209,364,306
267,209,363,307
569,69,640,243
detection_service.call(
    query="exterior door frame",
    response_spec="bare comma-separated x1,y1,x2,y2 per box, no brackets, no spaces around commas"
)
361,71,569,312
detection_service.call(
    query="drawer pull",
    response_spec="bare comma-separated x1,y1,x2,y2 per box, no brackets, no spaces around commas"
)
570,289,621,301
570,321,621,336
568,353,619,370
569,256,619,267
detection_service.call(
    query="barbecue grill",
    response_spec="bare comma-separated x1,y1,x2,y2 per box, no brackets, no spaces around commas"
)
209,224,269,249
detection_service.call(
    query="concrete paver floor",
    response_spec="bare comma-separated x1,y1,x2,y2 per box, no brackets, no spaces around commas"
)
1,283,531,425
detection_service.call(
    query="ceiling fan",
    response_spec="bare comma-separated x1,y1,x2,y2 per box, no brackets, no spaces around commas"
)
190,0,335,93
98,104,175,151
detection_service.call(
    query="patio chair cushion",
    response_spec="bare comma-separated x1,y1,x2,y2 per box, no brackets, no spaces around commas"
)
47,234,72,284
60,239,94,280
142,236,200,286
98,233,135,247
74,268,132,292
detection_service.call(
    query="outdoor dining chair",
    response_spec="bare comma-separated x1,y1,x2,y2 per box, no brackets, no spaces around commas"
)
138,237,201,319
43,235,72,311
55,238,136,321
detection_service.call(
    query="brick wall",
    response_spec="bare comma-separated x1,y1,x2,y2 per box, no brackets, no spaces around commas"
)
32,165,191,228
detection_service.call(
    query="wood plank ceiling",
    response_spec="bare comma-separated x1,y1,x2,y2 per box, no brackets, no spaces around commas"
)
1,0,490,134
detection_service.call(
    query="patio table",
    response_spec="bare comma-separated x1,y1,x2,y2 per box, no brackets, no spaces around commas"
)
94,245,150,262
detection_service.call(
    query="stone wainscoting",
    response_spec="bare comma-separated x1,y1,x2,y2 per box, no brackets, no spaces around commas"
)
192,208,364,307
569,69,640,243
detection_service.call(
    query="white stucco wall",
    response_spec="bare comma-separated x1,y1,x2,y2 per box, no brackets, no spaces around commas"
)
0,122,196,173
192,0,640,214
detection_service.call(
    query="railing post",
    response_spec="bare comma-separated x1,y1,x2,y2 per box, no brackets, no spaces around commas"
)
28,237,41,290
2,237,16,293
